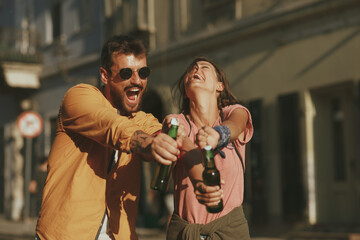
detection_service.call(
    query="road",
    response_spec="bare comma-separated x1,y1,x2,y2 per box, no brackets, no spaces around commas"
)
0,217,166,240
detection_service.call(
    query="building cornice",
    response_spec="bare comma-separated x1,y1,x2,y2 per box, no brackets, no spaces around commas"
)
148,0,360,66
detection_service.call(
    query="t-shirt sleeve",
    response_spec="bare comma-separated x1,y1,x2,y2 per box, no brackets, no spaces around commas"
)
222,104,254,144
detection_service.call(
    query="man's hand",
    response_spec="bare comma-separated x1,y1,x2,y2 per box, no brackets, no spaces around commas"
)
151,133,180,165
130,116,187,164
196,126,220,149
162,116,187,148
194,180,224,207
130,130,179,164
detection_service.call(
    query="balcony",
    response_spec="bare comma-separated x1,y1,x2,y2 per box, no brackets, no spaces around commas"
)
0,27,43,90
0,27,42,64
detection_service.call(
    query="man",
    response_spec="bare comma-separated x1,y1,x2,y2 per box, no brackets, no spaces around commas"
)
29,156,48,217
35,35,179,240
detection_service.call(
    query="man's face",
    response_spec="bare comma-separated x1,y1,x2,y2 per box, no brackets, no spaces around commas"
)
102,53,148,115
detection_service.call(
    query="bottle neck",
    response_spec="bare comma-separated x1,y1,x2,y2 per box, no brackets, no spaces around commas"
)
204,150,216,169
168,125,178,139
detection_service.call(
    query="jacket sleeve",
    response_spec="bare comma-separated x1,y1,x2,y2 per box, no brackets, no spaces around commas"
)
59,84,161,152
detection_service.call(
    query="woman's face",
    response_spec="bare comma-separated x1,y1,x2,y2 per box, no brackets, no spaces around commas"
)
184,61,223,98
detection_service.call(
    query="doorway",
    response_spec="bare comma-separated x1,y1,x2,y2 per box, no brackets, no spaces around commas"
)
0,127,4,214
311,82,359,224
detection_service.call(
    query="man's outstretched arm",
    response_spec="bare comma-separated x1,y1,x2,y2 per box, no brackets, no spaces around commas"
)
129,130,179,164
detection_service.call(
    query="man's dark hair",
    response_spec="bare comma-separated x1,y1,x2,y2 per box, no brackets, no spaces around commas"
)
100,35,148,75
173,56,239,114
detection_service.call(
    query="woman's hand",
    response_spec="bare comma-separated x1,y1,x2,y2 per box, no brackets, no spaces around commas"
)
196,126,220,149
194,180,224,207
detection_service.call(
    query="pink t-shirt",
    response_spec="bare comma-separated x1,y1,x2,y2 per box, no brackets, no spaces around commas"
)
171,104,253,224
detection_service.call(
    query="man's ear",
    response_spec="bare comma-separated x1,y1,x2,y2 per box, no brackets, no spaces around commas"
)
100,67,109,85
216,82,224,92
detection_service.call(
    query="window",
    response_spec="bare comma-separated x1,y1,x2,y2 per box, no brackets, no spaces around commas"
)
179,0,189,32
278,93,306,221
331,99,346,181
0,126,4,214
202,0,234,10
201,0,237,28
247,99,267,223
78,0,94,29
51,1,61,40
172,0,190,40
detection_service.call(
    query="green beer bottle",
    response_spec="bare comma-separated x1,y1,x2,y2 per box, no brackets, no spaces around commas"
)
151,118,178,192
203,145,223,213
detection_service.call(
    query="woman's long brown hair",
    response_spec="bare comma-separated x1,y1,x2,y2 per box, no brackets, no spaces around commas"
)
172,56,239,114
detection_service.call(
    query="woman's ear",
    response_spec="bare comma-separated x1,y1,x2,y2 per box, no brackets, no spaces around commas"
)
100,67,109,85
216,82,224,92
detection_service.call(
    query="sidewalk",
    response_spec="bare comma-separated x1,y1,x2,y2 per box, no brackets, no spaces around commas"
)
0,216,359,240
0,216,36,240
0,216,168,240
0,216,282,240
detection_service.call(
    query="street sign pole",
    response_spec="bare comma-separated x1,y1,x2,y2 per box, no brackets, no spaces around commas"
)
16,111,43,222
24,137,32,222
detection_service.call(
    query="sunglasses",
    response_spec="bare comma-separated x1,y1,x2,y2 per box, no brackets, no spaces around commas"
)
119,67,151,80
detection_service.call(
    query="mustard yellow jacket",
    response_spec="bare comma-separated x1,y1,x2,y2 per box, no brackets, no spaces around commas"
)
36,84,161,240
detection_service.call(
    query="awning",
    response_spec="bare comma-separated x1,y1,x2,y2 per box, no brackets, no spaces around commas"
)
2,62,42,89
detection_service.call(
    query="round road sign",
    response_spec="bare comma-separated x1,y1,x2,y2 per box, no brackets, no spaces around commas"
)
16,111,43,138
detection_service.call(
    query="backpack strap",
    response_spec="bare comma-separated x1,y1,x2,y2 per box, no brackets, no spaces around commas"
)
232,142,245,174
182,113,192,137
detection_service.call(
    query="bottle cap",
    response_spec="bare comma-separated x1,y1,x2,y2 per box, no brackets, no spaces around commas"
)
204,145,212,151
171,118,179,126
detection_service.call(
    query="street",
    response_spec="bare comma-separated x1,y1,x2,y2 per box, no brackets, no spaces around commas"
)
0,216,166,240
1,216,359,240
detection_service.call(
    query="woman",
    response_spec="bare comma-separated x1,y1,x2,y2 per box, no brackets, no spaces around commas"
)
166,57,253,240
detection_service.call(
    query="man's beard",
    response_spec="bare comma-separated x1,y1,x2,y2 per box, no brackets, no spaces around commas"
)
111,88,144,116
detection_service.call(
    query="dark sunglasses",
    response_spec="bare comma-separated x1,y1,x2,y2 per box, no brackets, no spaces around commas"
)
119,67,151,80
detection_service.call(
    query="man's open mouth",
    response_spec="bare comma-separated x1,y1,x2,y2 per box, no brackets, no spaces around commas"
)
125,87,142,104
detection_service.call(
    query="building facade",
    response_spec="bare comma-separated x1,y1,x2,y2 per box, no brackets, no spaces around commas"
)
0,0,359,232
146,0,360,227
